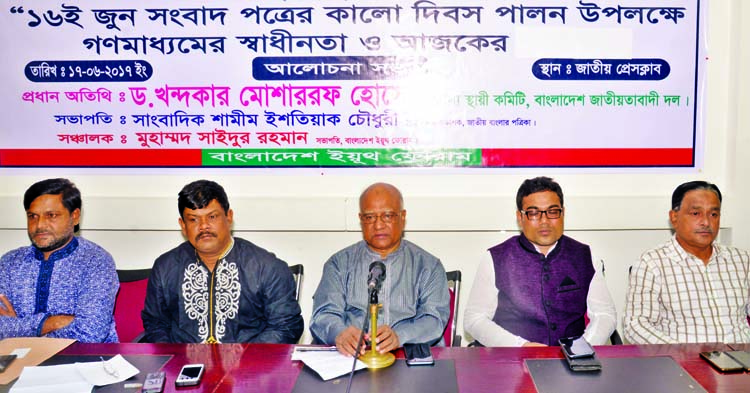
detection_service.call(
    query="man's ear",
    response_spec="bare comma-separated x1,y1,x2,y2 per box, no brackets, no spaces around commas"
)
71,208,81,226
178,217,187,237
516,210,523,227
668,209,677,229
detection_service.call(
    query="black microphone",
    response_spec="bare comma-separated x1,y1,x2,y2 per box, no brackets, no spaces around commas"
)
367,261,386,291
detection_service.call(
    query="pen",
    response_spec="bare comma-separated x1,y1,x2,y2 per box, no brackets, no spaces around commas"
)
294,347,338,352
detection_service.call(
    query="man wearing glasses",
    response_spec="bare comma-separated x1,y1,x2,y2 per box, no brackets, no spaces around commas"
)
310,183,450,356
465,177,616,346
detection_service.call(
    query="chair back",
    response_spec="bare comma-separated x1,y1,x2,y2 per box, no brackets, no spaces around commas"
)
445,270,462,347
289,264,304,302
114,268,151,343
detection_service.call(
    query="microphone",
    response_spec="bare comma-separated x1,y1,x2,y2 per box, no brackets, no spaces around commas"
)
367,261,386,291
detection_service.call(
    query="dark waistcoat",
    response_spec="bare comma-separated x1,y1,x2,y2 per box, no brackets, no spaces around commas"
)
489,234,594,345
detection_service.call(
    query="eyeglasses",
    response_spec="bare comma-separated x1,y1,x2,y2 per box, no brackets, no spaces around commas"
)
360,211,402,224
100,356,119,378
520,208,563,220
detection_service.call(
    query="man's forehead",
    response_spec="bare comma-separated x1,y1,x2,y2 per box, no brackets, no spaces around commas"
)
182,201,224,216
361,191,402,210
521,191,561,207
27,194,66,211
680,190,721,209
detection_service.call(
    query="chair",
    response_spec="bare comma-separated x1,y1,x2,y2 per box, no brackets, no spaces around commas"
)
289,264,304,302
610,329,623,345
114,268,151,343
445,270,462,347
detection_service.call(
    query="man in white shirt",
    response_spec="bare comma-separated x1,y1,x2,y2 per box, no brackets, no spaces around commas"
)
464,177,617,346
624,180,750,344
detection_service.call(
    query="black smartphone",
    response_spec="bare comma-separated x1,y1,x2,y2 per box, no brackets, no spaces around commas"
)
700,351,744,373
726,351,750,371
0,354,17,373
559,336,595,359
404,343,434,366
175,364,205,387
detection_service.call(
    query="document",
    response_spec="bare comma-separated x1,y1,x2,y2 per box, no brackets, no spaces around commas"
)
291,346,366,381
10,355,139,393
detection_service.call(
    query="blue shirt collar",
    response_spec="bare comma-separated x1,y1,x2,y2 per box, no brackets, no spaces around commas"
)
33,236,79,262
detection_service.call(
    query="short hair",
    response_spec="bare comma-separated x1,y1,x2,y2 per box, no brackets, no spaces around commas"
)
178,180,230,218
671,180,722,211
23,178,82,232
516,176,564,210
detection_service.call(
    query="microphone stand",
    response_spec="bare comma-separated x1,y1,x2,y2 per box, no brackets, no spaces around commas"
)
358,286,395,369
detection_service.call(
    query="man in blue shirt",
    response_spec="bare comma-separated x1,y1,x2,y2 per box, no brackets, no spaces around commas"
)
0,178,118,342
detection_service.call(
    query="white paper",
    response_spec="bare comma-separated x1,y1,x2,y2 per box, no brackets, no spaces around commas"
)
10,364,93,393
293,350,366,381
10,355,139,393
76,355,140,386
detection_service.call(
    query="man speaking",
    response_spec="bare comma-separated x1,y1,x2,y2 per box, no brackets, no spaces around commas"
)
310,183,450,356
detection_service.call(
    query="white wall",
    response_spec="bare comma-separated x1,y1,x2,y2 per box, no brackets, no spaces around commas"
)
0,0,747,345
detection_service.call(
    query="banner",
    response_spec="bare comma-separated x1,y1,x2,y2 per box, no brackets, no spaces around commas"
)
0,1,705,168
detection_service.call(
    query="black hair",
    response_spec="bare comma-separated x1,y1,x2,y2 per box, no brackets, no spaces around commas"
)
178,180,230,218
23,178,82,232
671,181,722,210
516,176,564,210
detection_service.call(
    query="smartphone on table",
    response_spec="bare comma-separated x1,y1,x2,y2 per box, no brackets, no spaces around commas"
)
0,354,17,373
558,336,595,359
175,364,205,387
700,351,744,373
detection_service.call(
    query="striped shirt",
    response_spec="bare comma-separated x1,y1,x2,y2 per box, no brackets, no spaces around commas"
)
624,235,750,344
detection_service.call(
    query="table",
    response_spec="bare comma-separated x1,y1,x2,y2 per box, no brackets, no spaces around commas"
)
46,343,750,392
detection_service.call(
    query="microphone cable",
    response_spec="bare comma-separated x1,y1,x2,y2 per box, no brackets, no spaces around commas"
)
345,302,371,393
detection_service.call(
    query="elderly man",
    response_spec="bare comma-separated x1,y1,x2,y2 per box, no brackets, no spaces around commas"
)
142,180,303,343
624,181,750,344
310,183,450,356
0,178,118,342
465,176,616,346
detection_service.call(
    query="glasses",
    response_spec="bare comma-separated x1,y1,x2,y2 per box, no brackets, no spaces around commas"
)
100,356,119,378
360,211,402,224
520,208,563,220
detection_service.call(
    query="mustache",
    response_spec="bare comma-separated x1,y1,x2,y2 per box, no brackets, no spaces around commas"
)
195,231,217,241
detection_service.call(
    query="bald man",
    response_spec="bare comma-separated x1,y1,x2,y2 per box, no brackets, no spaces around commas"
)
310,183,450,356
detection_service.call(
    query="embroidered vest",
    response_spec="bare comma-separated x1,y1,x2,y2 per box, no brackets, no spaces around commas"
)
489,234,594,345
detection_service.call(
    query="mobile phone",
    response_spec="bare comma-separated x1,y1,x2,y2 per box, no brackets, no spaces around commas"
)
700,351,744,373
559,336,595,359
0,354,17,373
725,351,750,371
143,371,166,393
404,343,434,366
175,364,205,387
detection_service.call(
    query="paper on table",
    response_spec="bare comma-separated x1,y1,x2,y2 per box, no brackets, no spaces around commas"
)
293,350,366,381
10,364,92,393
10,354,139,393
0,337,76,385
76,355,140,386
